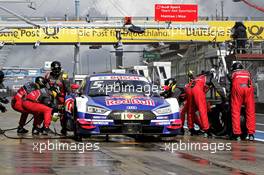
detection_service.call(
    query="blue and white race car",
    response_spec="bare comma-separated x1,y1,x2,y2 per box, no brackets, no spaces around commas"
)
65,74,182,139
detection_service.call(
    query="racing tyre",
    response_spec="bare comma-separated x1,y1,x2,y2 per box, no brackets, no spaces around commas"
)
209,104,247,139
208,104,229,136
240,108,248,140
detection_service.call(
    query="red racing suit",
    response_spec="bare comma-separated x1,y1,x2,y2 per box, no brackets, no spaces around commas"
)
22,88,53,128
11,82,36,126
231,70,255,135
181,81,201,129
187,74,225,131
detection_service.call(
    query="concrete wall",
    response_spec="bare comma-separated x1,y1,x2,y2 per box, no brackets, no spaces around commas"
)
256,80,264,103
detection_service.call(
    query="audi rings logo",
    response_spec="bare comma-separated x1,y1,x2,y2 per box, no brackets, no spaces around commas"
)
126,106,138,110
42,27,60,39
248,25,264,40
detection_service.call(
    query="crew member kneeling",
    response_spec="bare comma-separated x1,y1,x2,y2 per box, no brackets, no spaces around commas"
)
22,77,54,135
12,82,37,134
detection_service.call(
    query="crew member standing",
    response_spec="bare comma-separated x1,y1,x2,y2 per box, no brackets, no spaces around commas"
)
230,62,255,141
231,22,248,54
181,70,202,135
65,84,80,118
187,70,226,137
45,61,70,135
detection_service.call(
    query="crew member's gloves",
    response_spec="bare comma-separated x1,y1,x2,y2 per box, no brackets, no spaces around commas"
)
52,113,60,122
0,97,9,104
50,90,58,98
50,87,60,95
0,105,7,113
52,108,60,122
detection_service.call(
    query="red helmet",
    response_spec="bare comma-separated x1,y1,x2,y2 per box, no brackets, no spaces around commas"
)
71,84,80,90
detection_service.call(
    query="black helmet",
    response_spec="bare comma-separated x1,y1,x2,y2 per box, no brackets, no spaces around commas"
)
51,61,62,75
187,70,194,80
35,76,48,88
0,70,4,79
231,62,244,71
165,78,176,86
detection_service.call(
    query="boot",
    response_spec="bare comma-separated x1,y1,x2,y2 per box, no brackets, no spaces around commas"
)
60,128,67,136
248,134,254,141
42,127,54,135
189,128,203,136
233,134,241,141
32,127,42,135
189,128,198,136
203,130,213,138
179,127,185,135
17,126,28,134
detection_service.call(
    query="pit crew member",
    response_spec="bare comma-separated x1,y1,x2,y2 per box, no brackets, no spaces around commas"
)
187,70,226,137
11,81,37,133
45,61,70,135
230,62,255,141
22,77,56,135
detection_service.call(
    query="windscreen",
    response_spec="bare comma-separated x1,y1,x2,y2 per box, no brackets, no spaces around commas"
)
88,76,154,96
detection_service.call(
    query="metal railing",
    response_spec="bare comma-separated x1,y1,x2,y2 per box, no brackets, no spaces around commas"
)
0,16,264,22
226,39,264,55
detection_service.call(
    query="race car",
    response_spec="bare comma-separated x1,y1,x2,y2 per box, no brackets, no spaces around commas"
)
65,73,182,140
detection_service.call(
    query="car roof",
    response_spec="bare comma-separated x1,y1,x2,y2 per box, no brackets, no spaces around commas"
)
86,73,149,84
88,73,144,78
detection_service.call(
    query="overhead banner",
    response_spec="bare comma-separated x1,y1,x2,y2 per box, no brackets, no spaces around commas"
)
155,4,198,22
0,21,263,44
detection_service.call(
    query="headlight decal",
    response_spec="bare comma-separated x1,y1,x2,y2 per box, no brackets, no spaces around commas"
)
87,105,109,115
75,96,88,113
154,106,172,115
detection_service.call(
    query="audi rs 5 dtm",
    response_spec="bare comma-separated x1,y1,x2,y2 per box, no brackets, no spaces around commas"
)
64,74,182,139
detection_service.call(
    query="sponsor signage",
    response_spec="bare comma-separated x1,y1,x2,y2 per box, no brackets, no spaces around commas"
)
105,98,155,106
143,51,160,60
155,4,198,22
0,21,263,43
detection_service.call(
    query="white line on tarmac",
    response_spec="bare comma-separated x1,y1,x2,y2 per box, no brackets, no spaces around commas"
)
255,138,264,142
256,130,264,133
184,124,264,142
256,123,264,126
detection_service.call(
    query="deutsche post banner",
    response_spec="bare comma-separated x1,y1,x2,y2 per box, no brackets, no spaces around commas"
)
0,21,263,44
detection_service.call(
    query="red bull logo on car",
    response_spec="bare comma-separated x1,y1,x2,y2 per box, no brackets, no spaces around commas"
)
106,98,155,106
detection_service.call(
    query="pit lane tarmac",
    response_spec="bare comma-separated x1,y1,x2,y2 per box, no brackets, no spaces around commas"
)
0,110,263,175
